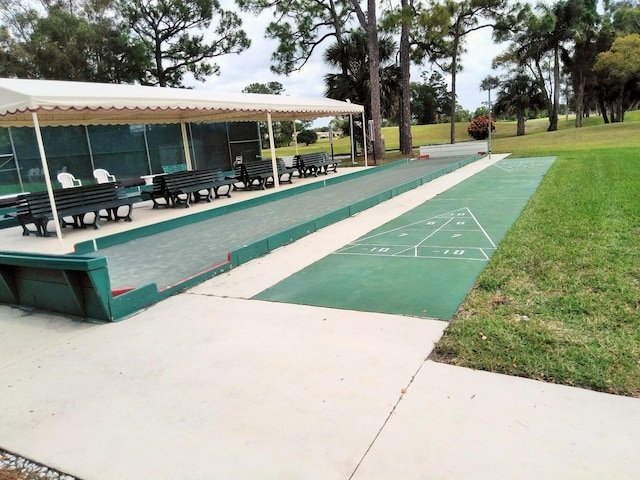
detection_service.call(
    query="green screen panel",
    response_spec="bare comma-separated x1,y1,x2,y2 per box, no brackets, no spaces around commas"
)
145,124,185,173
41,126,92,185
89,125,150,177
189,123,230,170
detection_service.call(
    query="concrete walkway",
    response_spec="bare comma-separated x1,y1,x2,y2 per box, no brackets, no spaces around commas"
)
1,155,639,480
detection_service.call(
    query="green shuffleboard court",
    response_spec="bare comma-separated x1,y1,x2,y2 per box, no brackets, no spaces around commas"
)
254,157,556,320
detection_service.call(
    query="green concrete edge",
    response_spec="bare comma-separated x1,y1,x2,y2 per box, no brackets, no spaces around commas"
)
0,249,233,322
0,251,112,321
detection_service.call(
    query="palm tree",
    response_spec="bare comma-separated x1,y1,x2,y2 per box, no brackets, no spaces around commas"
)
323,29,401,148
495,1,585,132
493,73,547,136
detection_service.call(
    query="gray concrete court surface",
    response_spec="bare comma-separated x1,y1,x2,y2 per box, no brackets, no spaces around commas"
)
87,156,485,291
1,155,639,479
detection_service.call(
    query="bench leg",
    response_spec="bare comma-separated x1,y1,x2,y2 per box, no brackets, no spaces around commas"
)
213,185,232,198
112,205,134,222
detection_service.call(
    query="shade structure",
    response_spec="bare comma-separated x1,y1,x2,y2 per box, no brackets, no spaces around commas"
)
0,78,366,242
0,78,364,127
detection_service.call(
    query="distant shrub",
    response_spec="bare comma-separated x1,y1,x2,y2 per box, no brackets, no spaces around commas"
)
297,129,318,145
467,115,496,140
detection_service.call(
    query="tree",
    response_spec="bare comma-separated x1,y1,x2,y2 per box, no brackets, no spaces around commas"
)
242,81,285,95
350,0,384,162
612,2,640,34
323,29,401,126
242,81,294,147
410,71,450,124
120,0,250,87
236,0,354,77
493,73,547,135
1,1,149,82
324,28,401,154
414,0,508,143
496,1,590,132
382,0,413,154
297,129,318,145
593,33,640,122
561,0,610,127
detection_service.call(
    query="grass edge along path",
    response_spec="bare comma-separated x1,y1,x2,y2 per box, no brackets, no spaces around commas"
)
432,147,640,398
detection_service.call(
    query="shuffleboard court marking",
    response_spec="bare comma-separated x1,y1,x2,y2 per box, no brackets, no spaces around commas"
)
334,207,496,262
493,157,555,173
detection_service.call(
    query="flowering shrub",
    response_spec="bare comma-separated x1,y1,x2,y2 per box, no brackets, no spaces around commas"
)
467,115,496,140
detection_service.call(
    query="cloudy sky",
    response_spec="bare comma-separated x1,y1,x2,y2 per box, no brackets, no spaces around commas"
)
192,4,507,124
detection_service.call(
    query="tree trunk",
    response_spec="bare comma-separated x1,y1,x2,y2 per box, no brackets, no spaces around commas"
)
616,89,625,122
329,0,349,78
547,46,560,131
598,96,609,123
517,115,526,136
398,0,412,156
574,75,585,128
449,36,459,144
366,0,383,162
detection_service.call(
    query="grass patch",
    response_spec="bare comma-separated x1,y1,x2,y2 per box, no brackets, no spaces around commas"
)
432,134,640,396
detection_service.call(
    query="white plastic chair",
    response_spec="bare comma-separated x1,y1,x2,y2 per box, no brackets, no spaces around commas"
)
93,168,116,184
57,172,82,188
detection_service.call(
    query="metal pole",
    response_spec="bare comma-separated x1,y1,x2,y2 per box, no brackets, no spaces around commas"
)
32,113,63,244
362,113,368,167
488,89,492,159
349,115,355,166
85,126,95,173
180,122,193,170
329,126,334,163
7,128,23,192
266,111,280,190
293,121,299,157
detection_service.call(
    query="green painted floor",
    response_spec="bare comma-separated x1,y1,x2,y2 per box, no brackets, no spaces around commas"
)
254,157,556,320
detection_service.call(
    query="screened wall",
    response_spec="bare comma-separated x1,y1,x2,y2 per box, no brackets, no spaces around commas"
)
0,121,260,195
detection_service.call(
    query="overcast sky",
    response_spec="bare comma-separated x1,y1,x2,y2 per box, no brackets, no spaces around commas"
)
191,4,507,124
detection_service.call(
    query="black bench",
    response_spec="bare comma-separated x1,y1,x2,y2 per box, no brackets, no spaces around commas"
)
276,158,296,184
143,169,235,208
211,169,237,198
236,161,275,190
293,152,338,177
16,183,142,237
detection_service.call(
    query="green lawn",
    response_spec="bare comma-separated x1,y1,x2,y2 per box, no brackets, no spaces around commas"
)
433,115,640,397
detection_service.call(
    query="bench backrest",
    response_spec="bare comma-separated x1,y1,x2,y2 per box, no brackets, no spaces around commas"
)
18,183,120,216
160,169,217,191
212,169,229,182
16,192,50,217
242,160,274,176
296,152,328,166
54,183,119,211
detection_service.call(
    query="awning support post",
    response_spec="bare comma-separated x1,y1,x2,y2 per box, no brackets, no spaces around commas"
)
32,112,63,244
362,112,368,167
266,111,280,190
181,122,193,170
